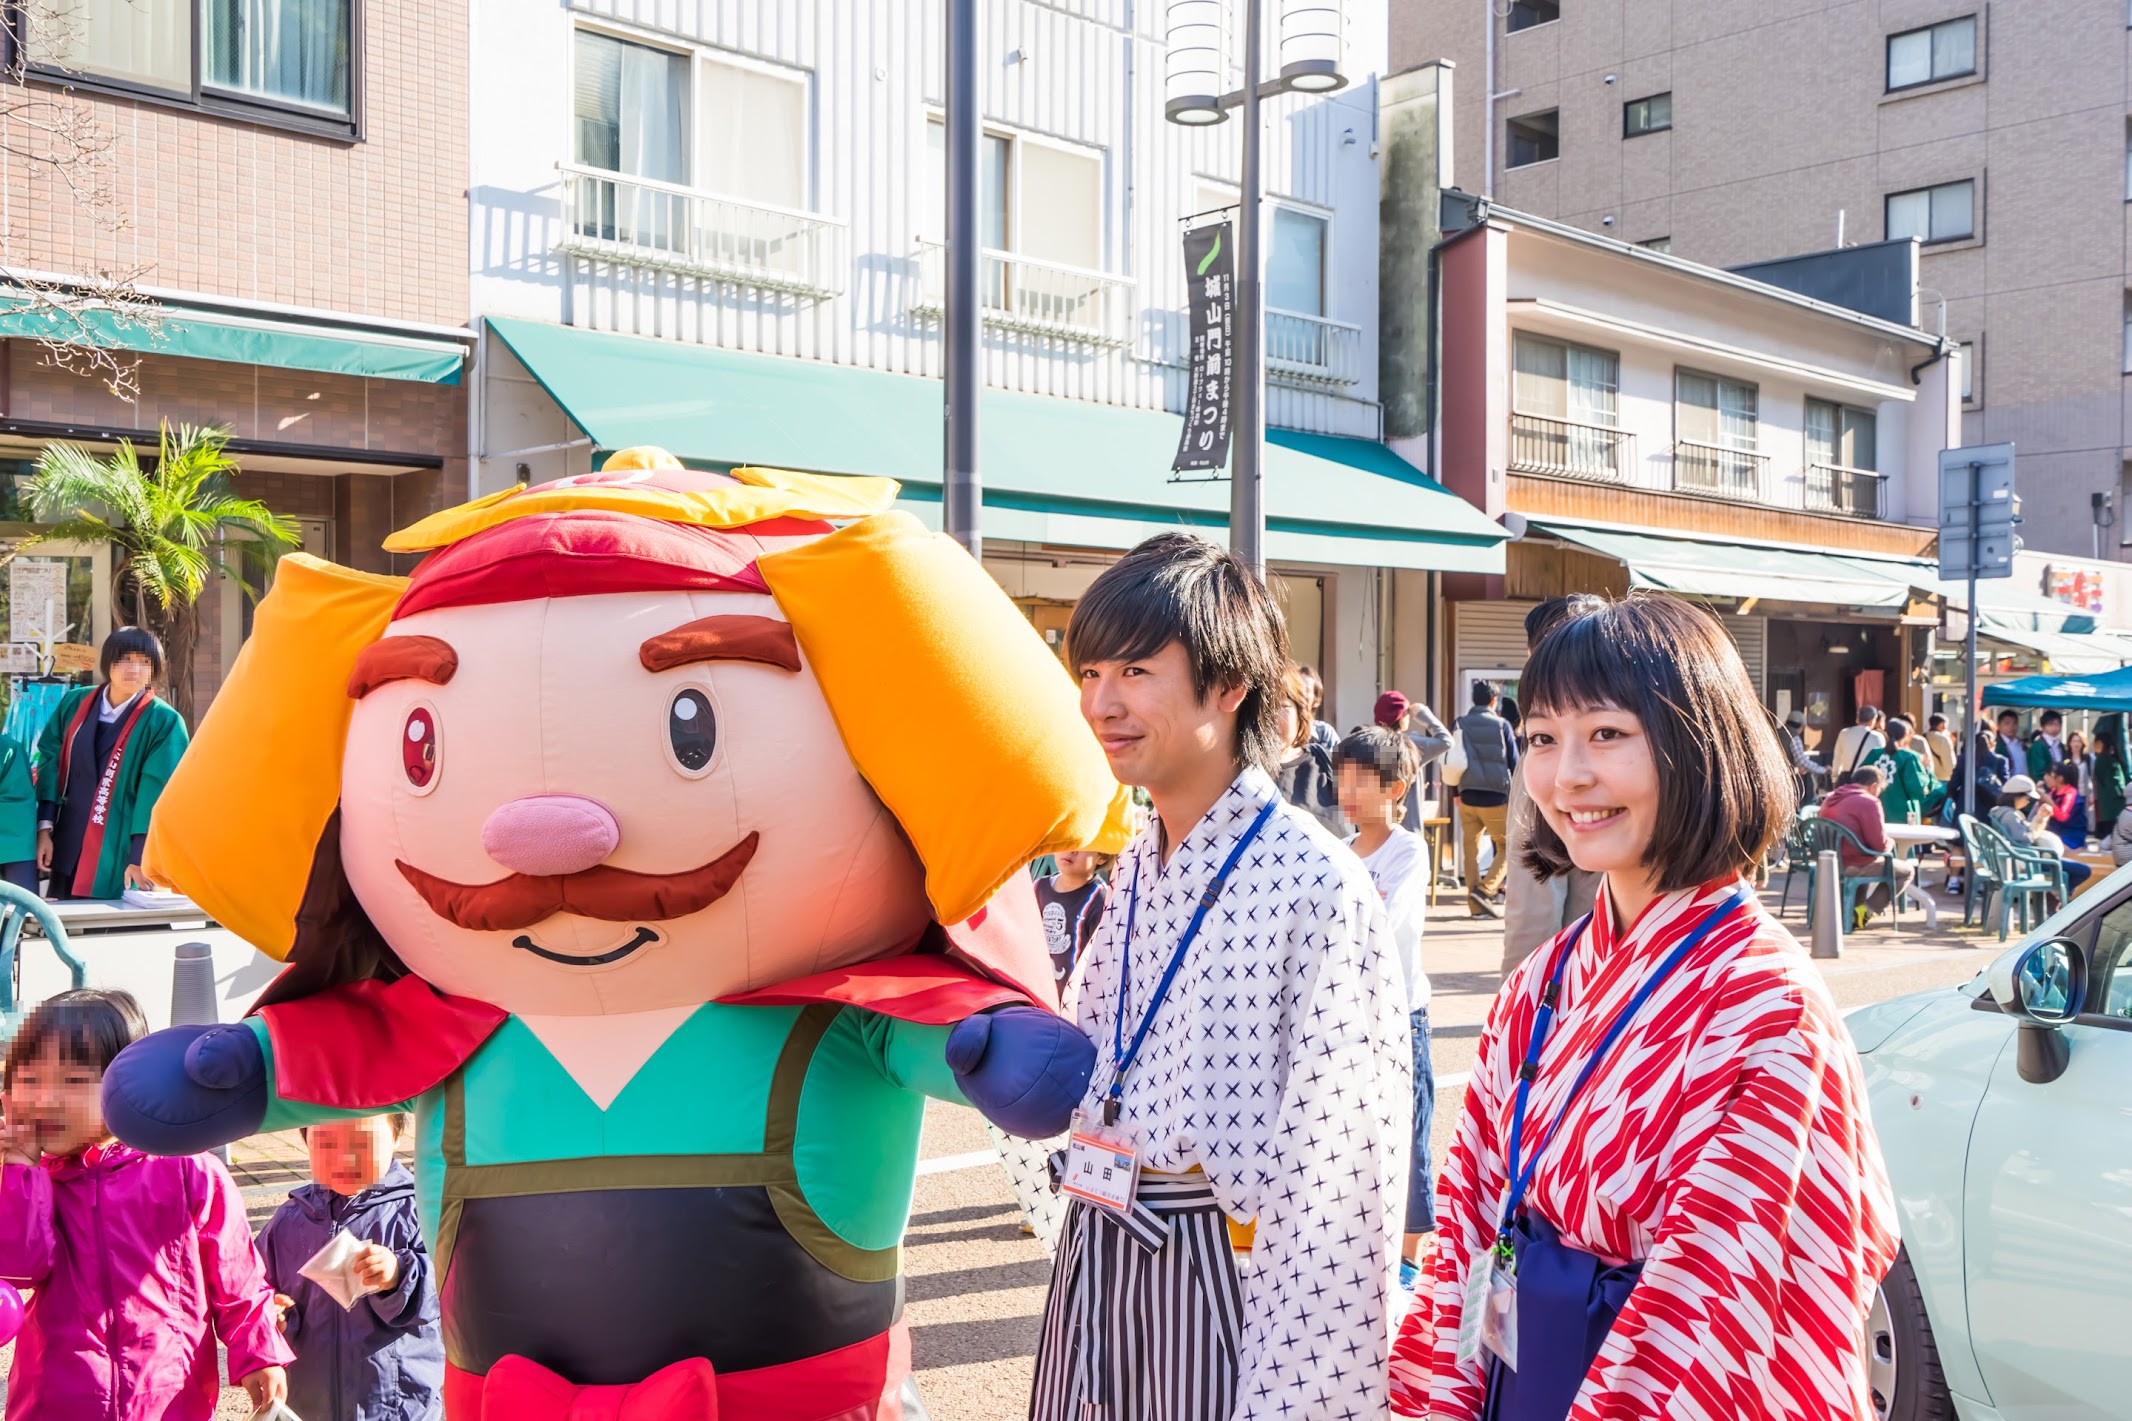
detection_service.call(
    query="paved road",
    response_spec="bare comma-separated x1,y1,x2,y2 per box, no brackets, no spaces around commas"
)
897,879,2006,1420
34,878,1995,1419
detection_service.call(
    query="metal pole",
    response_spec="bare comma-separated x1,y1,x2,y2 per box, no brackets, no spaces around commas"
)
1964,461,1980,824
1232,0,1266,579
943,0,982,557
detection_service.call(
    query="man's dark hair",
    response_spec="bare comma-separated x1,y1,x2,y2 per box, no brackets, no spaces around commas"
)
1845,765,1885,788
1519,593,1795,888
1928,713,1948,731
1333,724,1421,795
4,988,146,1088
100,625,165,682
1886,716,1912,744
1471,679,1497,709
1524,594,1605,650
1855,705,1879,725
1067,533,1288,773
2040,710,2064,728
1997,709,2019,726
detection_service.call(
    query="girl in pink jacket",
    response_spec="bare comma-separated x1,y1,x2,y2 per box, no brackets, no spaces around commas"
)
0,989,291,1419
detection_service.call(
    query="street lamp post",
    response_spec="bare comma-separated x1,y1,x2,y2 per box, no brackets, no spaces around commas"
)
943,0,982,558
1165,0,1345,580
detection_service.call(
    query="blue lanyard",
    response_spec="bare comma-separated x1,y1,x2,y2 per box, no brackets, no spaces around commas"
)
1496,888,1748,1251
1105,799,1278,1124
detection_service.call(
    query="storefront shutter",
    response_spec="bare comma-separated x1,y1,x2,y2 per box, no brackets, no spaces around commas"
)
1726,615,1767,696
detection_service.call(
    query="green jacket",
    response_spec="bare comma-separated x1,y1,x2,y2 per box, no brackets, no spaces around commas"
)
34,686,188,898
0,737,36,865
1864,744,1936,823
2097,752,2129,828
2027,737,2064,782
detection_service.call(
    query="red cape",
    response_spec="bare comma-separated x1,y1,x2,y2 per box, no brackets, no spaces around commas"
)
255,875,1056,1109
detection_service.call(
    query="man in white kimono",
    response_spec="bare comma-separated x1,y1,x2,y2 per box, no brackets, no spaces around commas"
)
1031,532,1410,1421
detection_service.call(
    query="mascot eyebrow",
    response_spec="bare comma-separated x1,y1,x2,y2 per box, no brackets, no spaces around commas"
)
639,615,802,674
348,636,459,698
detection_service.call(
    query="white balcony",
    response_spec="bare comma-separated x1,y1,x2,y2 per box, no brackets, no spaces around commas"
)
911,242,1134,347
555,164,847,301
1265,308,1364,386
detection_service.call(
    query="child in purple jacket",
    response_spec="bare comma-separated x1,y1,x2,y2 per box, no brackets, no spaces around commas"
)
0,989,292,1420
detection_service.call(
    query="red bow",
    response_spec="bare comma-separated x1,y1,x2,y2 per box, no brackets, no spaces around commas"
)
482,1356,718,1421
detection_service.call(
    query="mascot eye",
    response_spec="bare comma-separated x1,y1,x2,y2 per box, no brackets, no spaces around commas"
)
402,706,441,791
667,689,716,774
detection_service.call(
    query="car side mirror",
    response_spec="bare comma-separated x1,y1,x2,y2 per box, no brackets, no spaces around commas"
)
1989,936,2087,1085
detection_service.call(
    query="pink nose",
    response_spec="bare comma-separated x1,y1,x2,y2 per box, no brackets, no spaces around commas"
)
480,795,620,877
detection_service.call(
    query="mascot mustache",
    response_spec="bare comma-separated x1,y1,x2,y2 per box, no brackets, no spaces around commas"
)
394,832,759,932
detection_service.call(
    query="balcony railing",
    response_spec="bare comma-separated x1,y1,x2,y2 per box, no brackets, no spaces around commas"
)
1266,309,1365,385
1509,412,1635,484
1805,462,1886,520
912,242,1133,346
555,164,847,300
1671,440,1769,501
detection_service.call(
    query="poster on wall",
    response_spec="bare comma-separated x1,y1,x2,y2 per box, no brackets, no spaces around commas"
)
8,560,65,646
1171,221,1235,476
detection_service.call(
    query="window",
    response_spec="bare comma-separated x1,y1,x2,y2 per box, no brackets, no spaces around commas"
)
575,31,689,185
1959,339,1979,404
1507,0,1559,32
696,57,808,211
1513,334,1623,478
1887,16,1975,91
1806,399,1877,471
1638,236,1673,254
205,0,350,114
1624,93,1672,137
20,0,354,129
1886,179,1975,244
925,121,1100,270
1267,208,1328,316
1507,111,1559,168
1675,370,1761,496
2082,892,2132,1020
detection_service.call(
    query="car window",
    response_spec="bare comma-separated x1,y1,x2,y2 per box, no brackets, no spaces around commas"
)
2087,893,2132,1019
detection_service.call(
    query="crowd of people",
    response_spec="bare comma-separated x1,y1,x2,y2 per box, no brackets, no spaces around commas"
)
0,542,1908,1421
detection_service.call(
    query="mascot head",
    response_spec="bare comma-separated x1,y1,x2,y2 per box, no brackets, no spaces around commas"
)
147,452,1130,1018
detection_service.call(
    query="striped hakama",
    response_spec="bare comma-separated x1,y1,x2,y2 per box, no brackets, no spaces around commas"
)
1030,1174,1243,1421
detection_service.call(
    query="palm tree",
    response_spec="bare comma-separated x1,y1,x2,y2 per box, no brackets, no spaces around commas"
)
10,422,300,726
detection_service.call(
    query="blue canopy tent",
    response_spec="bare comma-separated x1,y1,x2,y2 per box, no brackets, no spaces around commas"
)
1983,666,2132,711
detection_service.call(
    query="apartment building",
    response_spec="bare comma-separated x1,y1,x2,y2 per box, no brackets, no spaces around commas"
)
0,0,473,710
463,0,1506,724
1390,0,2132,568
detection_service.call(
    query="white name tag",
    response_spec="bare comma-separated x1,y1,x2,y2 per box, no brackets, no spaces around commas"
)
1059,1112,1140,1214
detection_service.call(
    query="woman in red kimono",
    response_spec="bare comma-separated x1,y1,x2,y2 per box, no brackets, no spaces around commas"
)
1390,593,1897,1421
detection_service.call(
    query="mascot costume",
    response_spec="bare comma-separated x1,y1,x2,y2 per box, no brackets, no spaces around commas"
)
101,452,1124,1420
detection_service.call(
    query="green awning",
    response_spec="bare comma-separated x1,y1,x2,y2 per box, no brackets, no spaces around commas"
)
0,297,466,384
1535,522,1917,608
485,317,1506,574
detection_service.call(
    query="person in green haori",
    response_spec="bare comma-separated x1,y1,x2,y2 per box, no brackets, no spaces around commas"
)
1863,715,1938,825
35,627,188,901
0,731,40,893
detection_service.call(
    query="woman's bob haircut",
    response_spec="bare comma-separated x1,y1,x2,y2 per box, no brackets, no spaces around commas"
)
1519,592,1795,889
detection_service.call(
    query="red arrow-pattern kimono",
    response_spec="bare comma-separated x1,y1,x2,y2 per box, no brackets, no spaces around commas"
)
1390,878,1898,1421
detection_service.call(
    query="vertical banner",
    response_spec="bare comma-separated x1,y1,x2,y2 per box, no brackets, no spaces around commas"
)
1172,222,1235,474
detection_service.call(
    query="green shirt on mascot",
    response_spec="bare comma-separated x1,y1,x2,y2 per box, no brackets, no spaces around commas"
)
103,450,1127,1421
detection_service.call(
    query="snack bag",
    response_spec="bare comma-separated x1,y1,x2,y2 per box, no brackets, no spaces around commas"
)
298,1227,380,1310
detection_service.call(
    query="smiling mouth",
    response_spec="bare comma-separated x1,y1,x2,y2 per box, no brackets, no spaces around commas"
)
1565,808,1627,829
511,925,660,967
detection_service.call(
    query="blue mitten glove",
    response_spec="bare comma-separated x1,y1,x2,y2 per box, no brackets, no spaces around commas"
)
945,1005,1096,1139
101,1023,268,1156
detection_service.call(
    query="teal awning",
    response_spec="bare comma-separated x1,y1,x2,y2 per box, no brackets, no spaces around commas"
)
1536,522,1918,608
0,297,466,384
485,317,1506,573
1985,665,2132,711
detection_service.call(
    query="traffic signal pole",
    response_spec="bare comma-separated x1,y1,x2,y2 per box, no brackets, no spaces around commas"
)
1965,460,1980,824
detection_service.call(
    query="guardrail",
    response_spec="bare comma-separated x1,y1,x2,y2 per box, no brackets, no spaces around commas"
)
1266,308,1364,385
1672,440,1770,502
911,241,1133,346
556,164,847,299
1805,462,1886,520
1509,412,1635,483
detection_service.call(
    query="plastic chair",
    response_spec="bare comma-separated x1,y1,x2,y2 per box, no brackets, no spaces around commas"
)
1799,817,1905,929
1956,814,2003,929
0,882,84,1015
1972,823,2066,942
1777,815,1818,917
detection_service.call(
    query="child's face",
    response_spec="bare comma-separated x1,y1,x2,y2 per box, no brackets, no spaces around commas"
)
308,1116,399,1197
1337,763,1403,827
6,1042,109,1158
1055,850,1099,878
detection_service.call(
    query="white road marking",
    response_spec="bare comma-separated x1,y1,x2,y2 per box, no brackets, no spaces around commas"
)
915,1148,1002,1176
